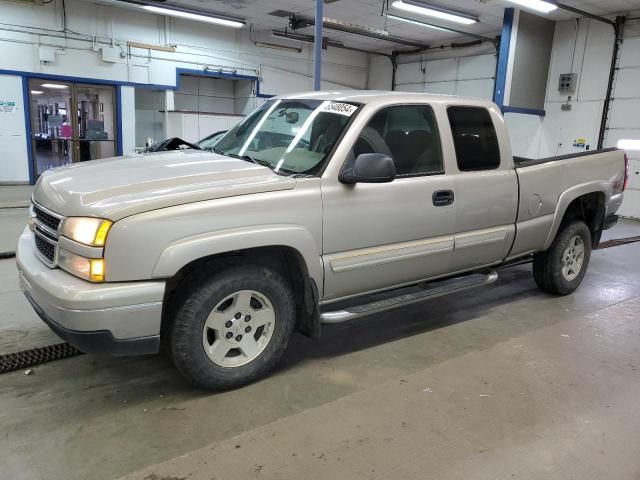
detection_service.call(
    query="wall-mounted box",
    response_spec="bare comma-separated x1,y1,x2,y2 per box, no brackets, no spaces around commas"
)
101,46,123,63
38,46,56,64
558,73,578,93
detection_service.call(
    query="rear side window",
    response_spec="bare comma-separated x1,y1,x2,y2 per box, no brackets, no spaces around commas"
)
447,107,500,171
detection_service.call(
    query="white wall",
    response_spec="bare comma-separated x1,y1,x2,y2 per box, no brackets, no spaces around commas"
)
166,112,242,144
120,86,136,155
507,15,640,218
367,55,393,90
394,51,496,99
0,75,29,183
0,0,370,182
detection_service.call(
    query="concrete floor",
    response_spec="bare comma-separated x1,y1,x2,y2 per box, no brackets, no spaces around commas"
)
1,218,639,480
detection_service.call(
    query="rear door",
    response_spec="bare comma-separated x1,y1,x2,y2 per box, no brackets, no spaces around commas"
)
321,103,457,302
446,105,518,271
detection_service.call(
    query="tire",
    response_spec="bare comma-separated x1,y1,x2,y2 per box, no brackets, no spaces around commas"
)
533,220,592,296
169,263,296,391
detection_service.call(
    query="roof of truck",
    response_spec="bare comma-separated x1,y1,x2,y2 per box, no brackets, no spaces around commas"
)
274,90,497,106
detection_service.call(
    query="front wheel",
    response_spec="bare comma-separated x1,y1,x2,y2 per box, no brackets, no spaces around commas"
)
169,264,296,391
533,220,592,295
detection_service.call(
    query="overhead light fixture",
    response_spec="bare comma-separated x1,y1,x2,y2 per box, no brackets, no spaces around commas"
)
386,13,452,32
502,0,557,14
30,90,44,95
141,5,245,28
323,17,390,36
618,139,640,151
254,41,302,53
41,83,69,89
391,0,478,25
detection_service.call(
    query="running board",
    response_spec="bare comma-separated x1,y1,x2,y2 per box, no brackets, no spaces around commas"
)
320,269,498,324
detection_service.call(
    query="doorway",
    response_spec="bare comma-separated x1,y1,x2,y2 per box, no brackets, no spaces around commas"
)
28,79,117,177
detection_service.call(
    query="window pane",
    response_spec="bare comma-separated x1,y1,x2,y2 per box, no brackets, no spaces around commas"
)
76,85,115,141
447,107,500,171
33,139,73,176
354,105,443,176
76,140,115,161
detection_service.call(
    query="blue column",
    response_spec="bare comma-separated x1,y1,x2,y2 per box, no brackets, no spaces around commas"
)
313,0,323,91
494,7,514,110
21,76,35,185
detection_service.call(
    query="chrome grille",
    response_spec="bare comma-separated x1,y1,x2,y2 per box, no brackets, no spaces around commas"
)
32,202,64,268
33,205,61,233
34,232,55,263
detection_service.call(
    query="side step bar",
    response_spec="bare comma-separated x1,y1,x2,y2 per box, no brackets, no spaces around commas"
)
320,269,498,324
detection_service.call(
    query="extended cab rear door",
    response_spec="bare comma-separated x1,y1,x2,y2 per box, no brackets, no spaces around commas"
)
445,105,518,271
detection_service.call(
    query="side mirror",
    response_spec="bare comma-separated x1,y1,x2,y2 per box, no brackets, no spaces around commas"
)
340,153,396,184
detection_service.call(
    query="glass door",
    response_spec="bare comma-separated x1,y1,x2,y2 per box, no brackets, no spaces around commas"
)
73,84,116,162
29,80,117,177
28,79,74,176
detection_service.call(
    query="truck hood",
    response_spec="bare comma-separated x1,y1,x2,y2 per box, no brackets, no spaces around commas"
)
32,150,296,220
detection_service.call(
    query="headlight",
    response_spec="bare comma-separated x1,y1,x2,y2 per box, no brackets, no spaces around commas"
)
58,250,105,282
61,217,112,246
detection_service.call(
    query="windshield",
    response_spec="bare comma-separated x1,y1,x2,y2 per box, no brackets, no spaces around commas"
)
213,99,359,175
197,130,227,151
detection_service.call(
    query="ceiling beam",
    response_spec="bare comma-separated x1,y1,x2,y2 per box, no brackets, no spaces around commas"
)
272,30,392,57
548,1,617,28
289,14,430,49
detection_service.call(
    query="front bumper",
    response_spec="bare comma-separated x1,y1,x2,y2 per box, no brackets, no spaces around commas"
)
17,228,166,356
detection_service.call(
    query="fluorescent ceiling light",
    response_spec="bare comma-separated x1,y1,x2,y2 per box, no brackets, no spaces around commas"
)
386,13,452,32
502,0,557,14
142,5,245,28
41,83,69,89
30,90,44,95
618,139,640,151
254,41,302,53
391,0,477,25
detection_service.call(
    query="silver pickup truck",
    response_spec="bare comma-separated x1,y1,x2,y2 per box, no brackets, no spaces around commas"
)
17,92,629,390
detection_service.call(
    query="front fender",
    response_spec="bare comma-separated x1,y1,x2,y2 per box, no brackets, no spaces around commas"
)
543,182,609,250
151,224,323,293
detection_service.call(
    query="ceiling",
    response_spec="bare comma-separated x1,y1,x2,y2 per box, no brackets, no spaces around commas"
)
122,0,640,51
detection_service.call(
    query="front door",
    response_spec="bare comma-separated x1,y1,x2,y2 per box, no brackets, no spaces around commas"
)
321,104,457,302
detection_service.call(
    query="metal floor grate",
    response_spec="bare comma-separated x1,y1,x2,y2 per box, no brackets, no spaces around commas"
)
0,343,84,374
597,235,640,249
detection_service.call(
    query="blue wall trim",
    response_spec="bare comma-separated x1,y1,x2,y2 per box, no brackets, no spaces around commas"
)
0,67,268,94
2,67,271,184
494,8,514,110
115,85,124,156
21,76,35,185
502,106,546,117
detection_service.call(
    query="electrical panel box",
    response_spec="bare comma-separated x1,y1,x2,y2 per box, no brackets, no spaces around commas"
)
38,46,56,64
558,73,578,93
101,46,123,63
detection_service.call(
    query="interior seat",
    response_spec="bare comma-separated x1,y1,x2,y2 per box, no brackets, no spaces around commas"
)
385,130,432,174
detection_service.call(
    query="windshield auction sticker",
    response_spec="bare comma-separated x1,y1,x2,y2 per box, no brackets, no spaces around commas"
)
321,102,357,117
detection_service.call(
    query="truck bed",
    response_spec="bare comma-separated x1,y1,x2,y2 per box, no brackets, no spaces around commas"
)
513,147,619,168
508,147,626,258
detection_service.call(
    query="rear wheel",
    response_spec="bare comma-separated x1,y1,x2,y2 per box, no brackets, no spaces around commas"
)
169,264,296,390
533,220,592,295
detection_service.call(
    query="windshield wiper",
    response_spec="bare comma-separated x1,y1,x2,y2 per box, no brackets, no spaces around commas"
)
212,149,297,175
217,150,274,169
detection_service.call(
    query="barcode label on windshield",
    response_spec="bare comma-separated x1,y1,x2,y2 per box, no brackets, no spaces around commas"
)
321,102,358,117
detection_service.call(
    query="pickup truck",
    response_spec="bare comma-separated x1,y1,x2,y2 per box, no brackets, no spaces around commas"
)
17,91,629,390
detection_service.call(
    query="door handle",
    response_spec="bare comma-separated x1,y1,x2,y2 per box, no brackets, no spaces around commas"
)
432,190,454,206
